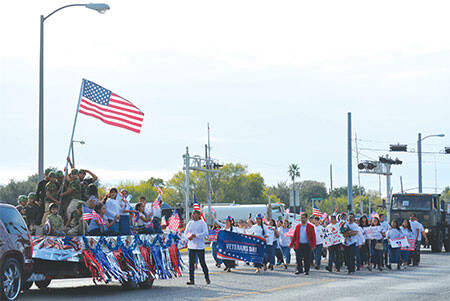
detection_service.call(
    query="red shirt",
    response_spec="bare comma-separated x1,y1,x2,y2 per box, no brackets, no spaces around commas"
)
289,222,317,250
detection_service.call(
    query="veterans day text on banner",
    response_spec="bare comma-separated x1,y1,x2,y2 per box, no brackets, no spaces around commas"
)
216,231,266,264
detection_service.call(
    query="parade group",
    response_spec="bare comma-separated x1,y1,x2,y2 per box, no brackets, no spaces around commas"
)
15,164,429,286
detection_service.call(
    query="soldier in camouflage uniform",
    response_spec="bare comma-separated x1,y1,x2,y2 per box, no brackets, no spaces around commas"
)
36,168,53,223
25,192,40,233
46,203,64,236
41,172,60,226
79,169,98,202
65,201,88,235
60,169,83,220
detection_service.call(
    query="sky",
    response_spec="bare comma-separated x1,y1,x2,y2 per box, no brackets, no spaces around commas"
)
1,0,450,197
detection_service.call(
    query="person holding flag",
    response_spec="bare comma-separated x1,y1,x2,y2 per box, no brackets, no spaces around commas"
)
152,189,163,233
193,194,206,222
185,210,210,285
86,203,119,236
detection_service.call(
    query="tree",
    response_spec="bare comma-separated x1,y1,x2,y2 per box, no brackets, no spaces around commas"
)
298,180,328,210
288,164,300,213
270,182,290,205
332,185,366,198
0,174,39,205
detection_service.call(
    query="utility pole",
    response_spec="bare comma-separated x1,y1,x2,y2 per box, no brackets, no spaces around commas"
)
355,133,363,215
386,158,392,221
183,147,190,222
330,164,334,213
347,112,353,214
400,176,404,193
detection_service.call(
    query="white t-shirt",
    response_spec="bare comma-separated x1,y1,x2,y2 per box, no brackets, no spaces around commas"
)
236,227,247,234
386,228,403,240
185,219,209,250
380,220,391,240
314,225,324,245
344,222,359,246
119,198,132,216
369,225,383,240
105,197,120,220
400,226,415,239
410,220,424,241
248,224,269,240
278,227,291,247
356,227,365,247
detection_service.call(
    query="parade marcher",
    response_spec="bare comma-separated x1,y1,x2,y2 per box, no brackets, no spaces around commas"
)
274,220,287,268
247,214,269,273
185,210,210,285
88,202,119,236
118,189,135,235
79,169,98,202
41,172,60,226
104,188,121,235
379,214,391,267
313,216,324,270
237,220,247,234
342,213,359,274
210,222,222,268
355,221,366,271
326,215,342,272
36,168,52,224
65,202,88,235
409,213,428,266
60,169,82,221
369,217,385,271
46,203,64,236
278,219,292,265
290,213,316,275
400,219,414,269
220,216,237,272
263,218,278,271
25,192,40,234
358,215,371,269
386,220,402,270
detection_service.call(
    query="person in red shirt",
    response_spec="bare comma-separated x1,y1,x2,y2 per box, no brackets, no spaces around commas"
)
290,213,316,275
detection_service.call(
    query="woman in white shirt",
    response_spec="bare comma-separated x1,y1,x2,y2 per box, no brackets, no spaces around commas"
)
386,220,403,270
369,217,385,271
313,216,325,270
248,214,269,273
400,219,414,269
220,216,237,272
262,219,279,271
104,188,121,235
278,219,292,266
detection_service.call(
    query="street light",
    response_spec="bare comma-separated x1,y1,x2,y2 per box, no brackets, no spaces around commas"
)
38,3,110,181
71,140,85,167
418,133,445,193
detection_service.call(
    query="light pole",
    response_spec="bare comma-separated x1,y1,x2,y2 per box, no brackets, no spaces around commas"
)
71,140,85,167
38,3,110,181
418,133,445,193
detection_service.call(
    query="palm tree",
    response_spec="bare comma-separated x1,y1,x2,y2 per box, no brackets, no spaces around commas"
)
288,164,300,217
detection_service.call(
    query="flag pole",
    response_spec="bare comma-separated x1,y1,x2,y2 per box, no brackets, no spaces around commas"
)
58,79,86,214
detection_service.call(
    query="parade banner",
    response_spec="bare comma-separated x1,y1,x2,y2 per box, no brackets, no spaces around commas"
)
323,225,345,247
390,236,410,249
217,231,266,264
401,239,415,251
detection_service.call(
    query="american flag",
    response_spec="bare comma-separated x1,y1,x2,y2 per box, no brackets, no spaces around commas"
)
312,204,322,216
263,216,269,225
161,215,167,226
370,211,379,219
78,79,144,133
168,208,181,232
155,185,164,195
152,194,161,209
193,194,206,222
82,206,106,225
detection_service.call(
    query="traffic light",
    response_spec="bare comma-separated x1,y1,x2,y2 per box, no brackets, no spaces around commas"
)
390,144,407,152
213,163,223,169
358,161,378,170
367,162,376,169
379,156,402,165
358,163,365,170
445,147,450,154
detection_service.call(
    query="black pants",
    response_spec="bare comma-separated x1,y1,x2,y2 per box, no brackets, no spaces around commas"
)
345,243,356,272
328,244,342,270
189,249,209,282
295,243,311,273
275,247,285,264
223,259,235,269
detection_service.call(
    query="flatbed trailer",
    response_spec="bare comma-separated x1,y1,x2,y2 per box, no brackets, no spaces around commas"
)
24,233,184,290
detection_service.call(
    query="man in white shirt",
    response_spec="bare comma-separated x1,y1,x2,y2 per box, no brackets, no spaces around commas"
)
185,210,210,285
409,213,428,266
343,213,359,274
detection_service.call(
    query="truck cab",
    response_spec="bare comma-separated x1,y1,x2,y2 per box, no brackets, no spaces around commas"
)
390,193,450,253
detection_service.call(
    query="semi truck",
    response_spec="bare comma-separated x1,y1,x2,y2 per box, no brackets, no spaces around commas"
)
390,193,450,253
202,203,287,223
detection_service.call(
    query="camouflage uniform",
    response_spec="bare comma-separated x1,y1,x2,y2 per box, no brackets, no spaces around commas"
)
41,181,59,225
66,178,82,219
67,209,88,236
47,213,64,236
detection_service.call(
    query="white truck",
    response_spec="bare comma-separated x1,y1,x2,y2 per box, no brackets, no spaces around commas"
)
202,203,287,223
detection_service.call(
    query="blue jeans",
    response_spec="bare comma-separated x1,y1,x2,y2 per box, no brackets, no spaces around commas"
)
211,241,222,265
400,250,409,263
388,246,400,264
119,215,131,235
355,246,361,268
314,244,323,267
370,240,383,267
107,219,119,235
264,244,275,265
281,246,291,264
152,217,163,233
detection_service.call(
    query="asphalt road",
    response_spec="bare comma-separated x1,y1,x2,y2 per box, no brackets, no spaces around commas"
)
21,249,450,301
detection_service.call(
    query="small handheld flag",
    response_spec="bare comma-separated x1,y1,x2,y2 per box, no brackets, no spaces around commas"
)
168,208,181,232
313,204,322,216
193,193,206,222
82,206,106,225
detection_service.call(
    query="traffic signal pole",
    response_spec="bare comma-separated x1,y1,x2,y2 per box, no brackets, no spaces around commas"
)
347,112,353,213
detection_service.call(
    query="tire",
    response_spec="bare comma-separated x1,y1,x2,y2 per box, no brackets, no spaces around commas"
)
21,281,33,291
0,257,22,301
121,279,138,290
35,279,51,290
431,231,443,253
138,278,154,289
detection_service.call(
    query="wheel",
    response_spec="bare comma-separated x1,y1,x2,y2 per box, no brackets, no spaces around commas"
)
138,278,154,289
431,231,443,253
0,257,22,301
444,238,450,252
21,281,33,291
121,279,138,290
35,279,51,290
